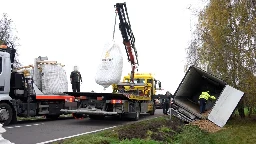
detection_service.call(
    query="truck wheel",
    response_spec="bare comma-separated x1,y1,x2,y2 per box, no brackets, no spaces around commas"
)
132,111,140,121
0,103,13,126
46,114,60,120
89,115,105,120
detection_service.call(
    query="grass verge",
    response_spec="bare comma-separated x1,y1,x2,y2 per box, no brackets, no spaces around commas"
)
52,116,256,144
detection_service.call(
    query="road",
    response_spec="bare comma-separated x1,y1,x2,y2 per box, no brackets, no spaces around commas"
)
3,109,164,144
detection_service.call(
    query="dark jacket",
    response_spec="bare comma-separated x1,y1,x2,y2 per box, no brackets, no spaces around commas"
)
70,71,82,83
163,95,172,104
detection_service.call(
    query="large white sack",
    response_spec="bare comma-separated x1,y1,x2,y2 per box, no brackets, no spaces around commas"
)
95,41,123,88
33,67,42,90
41,64,68,94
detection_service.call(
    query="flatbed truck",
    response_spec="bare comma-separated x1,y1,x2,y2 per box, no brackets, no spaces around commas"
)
61,73,162,120
0,46,75,125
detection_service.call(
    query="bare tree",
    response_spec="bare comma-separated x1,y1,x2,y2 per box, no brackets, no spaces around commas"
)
0,13,20,67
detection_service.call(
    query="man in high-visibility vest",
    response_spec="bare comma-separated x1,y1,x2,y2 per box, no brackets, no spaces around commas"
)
144,86,150,97
199,91,216,114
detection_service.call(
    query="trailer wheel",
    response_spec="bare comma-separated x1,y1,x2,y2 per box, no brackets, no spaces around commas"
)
89,115,105,120
46,114,60,120
0,103,13,126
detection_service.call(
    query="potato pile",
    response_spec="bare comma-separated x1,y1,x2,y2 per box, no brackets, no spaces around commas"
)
191,120,223,133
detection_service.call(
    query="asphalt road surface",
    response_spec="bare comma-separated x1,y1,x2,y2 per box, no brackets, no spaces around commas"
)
3,109,164,144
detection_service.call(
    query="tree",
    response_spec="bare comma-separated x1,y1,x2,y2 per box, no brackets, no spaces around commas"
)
186,0,256,118
0,13,20,67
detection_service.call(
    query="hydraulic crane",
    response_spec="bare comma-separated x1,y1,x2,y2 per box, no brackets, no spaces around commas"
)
60,2,156,121
114,2,139,84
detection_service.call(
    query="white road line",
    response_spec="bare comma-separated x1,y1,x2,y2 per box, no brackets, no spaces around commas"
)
5,127,13,129
36,116,161,144
36,126,117,144
5,123,44,129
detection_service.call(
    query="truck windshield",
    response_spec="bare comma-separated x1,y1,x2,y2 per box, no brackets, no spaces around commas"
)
135,79,145,83
0,57,2,74
124,78,145,83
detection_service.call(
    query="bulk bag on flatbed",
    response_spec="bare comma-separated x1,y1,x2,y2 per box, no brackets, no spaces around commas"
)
41,64,68,94
95,41,123,88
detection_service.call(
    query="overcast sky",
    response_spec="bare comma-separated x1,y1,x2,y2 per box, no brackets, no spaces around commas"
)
0,0,205,94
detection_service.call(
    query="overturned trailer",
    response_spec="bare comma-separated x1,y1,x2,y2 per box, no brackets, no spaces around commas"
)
170,66,244,127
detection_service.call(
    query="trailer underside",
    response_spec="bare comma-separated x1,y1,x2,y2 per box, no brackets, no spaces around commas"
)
61,92,155,120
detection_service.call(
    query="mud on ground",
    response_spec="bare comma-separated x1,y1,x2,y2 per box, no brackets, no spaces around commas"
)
117,117,184,142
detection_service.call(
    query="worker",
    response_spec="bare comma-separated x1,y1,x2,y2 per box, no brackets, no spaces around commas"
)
163,91,172,115
199,91,216,114
70,66,82,92
144,86,150,97
118,85,125,93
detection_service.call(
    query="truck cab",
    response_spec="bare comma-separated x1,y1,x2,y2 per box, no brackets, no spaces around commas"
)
0,48,11,95
116,73,162,96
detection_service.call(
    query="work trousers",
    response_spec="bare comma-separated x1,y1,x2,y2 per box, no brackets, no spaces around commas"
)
163,103,170,115
72,82,80,92
199,98,207,114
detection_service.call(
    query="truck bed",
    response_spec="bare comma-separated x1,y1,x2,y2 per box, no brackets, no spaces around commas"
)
173,66,226,120
175,98,202,118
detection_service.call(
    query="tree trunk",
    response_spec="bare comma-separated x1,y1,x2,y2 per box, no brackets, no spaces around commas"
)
237,101,245,118
248,107,252,118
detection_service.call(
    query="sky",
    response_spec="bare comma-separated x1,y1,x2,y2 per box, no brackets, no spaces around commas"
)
0,0,206,94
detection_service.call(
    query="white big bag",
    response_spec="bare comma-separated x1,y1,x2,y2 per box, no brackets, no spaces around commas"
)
95,41,123,88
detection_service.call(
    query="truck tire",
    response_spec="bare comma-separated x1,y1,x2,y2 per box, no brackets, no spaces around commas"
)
132,111,140,121
89,115,105,120
0,103,13,126
46,114,60,120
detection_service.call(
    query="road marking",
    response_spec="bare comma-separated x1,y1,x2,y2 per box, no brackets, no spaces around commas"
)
5,127,13,129
36,126,117,144
5,123,44,129
36,116,162,144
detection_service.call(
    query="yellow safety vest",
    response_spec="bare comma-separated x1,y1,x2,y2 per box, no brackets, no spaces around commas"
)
199,92,216,100
144,89,150,96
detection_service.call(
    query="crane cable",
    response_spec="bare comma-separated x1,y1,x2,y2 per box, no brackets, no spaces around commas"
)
112,12,118,40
